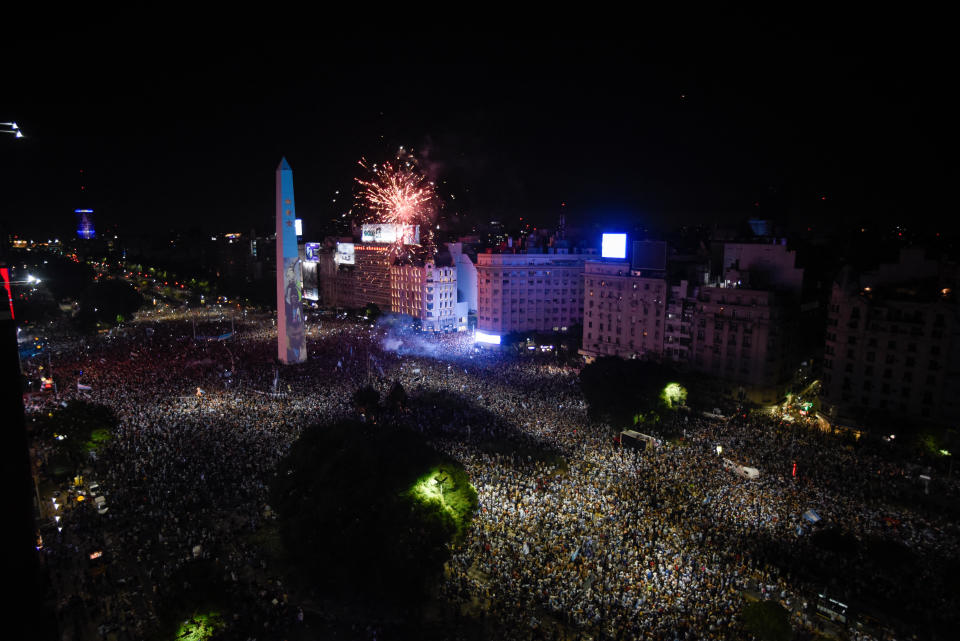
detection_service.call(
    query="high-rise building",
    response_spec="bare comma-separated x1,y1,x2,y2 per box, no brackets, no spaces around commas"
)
75,209,95,240
821,248,960,427
664,280,696,364
689,285,795,403
476,251,589,336
391,254,464,332
352,243,394,311
580,260,667,360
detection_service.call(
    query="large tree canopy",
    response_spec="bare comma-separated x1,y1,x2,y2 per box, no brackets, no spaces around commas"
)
78,278,145,326
579,356,685,428
741,600,793,641
270,420,477,606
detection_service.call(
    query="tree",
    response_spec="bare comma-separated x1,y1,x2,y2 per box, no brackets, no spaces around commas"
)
31,400,117,470
741,600,793,641
352,384,380,417
270,420,477,606
78,279,145,326
386,380,408,410
579,356,682,428
32,253,94,302
659,382,688,410
362,302,382,322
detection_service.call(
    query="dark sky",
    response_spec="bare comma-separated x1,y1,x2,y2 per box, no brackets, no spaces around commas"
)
1,39,954,240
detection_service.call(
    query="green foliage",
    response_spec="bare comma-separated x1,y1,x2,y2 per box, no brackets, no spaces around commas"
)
580,356,683,428
85,427,114,453
152,561,232,641
363,302,383,321
741,600,793,641
270,420,477,605
660,382,688,409
406,464,478,542
174,612,225,641
32,400,118,468
78,279,145,326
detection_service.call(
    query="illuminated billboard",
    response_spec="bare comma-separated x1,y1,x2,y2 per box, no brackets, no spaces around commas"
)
361,223,419,245
601,233,627,259
75,209,95,239
304,242,321,262
335,242,355,265
295,219,303,236
475,330,501,345
301,261,319,301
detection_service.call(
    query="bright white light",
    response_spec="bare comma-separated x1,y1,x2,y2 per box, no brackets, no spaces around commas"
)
475,330,501,345
601,233,627,259
295,219,303,236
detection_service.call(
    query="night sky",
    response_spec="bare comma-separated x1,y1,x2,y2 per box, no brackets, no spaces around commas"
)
1,39,953,240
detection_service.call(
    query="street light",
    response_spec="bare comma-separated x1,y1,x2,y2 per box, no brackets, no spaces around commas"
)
1,122,24,138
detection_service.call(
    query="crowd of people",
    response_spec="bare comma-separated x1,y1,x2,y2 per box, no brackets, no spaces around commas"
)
25,304,960,640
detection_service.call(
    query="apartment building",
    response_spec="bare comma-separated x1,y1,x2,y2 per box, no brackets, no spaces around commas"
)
476,252,589,335
822,248,960,426
580,260,667,360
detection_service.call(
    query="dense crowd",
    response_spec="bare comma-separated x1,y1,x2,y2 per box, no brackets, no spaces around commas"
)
25,306,960,640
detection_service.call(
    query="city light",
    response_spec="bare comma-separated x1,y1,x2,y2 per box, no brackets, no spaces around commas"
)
601,233,627,259
475,330,501,345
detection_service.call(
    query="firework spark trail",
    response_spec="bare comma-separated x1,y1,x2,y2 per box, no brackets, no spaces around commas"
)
355,149,438,257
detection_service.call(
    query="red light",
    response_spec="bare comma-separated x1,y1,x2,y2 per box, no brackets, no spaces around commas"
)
792,462,797,477
821,196,826,200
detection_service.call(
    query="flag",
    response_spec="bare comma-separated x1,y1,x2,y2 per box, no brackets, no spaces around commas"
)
77,382,92,391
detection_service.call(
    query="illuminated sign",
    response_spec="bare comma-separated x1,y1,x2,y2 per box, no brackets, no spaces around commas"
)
361,223,419,245
0,267,13,320
601,233,627,259
75,209,95,240
475,330,501,345
295,219,303,236
302,261,319,301
335,242,355,265
304,242,321,262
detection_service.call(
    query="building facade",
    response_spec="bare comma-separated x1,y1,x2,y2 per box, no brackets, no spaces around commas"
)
664,280,696,364
391,258,464,332
689,285,793,403
476,252,588,335
821,249,960,427
580,260,667,360
352,243,393,310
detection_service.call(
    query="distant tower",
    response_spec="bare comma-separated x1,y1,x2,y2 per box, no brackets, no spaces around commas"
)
276,158,307,364
75,210,95,239
75,169,95,239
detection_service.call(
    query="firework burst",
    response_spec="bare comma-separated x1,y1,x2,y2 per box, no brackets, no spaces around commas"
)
355,148,438,258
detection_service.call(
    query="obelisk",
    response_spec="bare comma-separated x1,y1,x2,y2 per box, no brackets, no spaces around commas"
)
276,157,306,363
